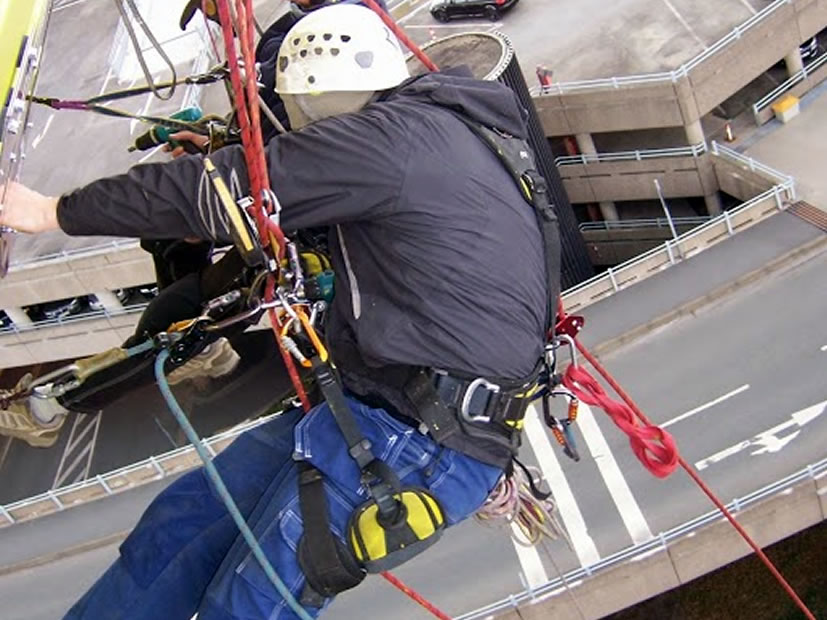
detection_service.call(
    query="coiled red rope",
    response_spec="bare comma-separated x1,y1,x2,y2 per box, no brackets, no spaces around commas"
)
556,301,815,619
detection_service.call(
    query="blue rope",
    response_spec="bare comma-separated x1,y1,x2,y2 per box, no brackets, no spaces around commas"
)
125,338,156,358
154,349,313,620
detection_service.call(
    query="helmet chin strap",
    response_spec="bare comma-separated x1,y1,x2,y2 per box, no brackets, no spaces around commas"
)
283,91,376,129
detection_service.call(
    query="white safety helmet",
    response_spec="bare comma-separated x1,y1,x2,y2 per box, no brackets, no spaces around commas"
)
275,4,410,95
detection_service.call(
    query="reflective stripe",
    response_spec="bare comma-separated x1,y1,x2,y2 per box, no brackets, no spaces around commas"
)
337,225,362,319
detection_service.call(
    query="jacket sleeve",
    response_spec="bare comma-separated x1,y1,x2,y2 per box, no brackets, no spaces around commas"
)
57,106,411,241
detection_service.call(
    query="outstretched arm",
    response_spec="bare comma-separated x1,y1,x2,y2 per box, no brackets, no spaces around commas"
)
1,105,408,241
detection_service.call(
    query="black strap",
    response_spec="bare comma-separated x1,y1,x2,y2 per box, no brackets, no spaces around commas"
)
312,358,402,521
297,463,365,602
449,114,561,333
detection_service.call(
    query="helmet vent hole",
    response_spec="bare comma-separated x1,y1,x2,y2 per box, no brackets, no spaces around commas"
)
340,34,351,43
354,50,374,68
323,33,332,41
331,48,340,56
300,49,308,58
308,75,316,84
307,34,315,42
293,38,301,46
278,56,289,72
314,47,323,55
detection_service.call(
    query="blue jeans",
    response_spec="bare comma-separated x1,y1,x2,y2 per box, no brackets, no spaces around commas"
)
65,398,502,619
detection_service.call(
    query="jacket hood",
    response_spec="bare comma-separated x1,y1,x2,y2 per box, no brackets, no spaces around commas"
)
387,67,529,139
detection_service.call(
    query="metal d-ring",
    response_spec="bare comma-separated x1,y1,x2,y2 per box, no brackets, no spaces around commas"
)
460,377,500,424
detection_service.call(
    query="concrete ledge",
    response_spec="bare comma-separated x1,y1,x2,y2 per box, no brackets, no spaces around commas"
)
1,246,154,307
504,475,825,619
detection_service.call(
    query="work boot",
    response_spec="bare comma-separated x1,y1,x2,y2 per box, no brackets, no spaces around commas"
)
0,374,68,448
167,337,241,386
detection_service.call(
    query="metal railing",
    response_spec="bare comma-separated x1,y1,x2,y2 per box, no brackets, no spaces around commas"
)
0,409,286,526
0,303,147,336
579,216,710,232
753,51,827,117
710,141,797,192
529,0,793,96
555,142,706,166
9,238,140,271
562,172,795,304
457,455,827,620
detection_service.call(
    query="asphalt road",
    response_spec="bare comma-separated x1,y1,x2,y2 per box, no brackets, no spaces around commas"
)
1,212,824,618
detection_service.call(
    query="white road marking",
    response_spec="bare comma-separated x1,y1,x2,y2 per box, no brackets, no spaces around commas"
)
820,344,827,352
30,113,55,150
510,524,549,589
399,0,434,24
661,0,708,49
738,0,757,15
138,144,166,164
576,402,653,544
661,384,750,429
524,405,601,567
695,399,827,470
52,0,99,12
406,23,500,29
98,66,114,98
130,89,156,136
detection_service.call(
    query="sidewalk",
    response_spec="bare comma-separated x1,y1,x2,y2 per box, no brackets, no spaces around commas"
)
729,81,827,212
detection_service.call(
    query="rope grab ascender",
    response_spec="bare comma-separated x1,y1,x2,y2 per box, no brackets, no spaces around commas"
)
3,0,817,618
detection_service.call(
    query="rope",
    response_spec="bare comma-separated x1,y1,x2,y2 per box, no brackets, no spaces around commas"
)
475,465,569,547
154,350,314,620
113,0,178,101
360,0,439,71
379,571,452,620
555,300,816,620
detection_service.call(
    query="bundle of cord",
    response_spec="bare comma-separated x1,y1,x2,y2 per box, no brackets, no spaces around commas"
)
475,465,570,547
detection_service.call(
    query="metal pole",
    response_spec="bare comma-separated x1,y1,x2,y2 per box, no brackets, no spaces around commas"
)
654,179,679,241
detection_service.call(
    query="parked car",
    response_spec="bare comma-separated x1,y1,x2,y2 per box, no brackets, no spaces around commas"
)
800,36,818,62
25,297,83,323
429,0,519,23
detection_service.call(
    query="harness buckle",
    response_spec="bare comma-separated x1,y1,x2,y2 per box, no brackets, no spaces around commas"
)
460,378,500,424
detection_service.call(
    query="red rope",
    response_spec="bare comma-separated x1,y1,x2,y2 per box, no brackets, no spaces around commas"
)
562,364,678,478
360,0,439,72
380,571,452,620
211,4,451,619
556,300,815,619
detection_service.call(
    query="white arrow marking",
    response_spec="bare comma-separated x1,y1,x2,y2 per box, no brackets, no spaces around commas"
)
695,400,826,470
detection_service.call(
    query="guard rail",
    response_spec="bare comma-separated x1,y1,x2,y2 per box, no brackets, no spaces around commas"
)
753,51,827,120
555,143,706,166
579,216,710,232
529,0,793,96
456,455,827,620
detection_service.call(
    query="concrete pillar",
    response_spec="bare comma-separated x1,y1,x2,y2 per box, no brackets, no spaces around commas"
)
3,306,33,328
704,192,723,216
575,133,620,221
784,48,804,78
684,119,705,146
92,290,124,314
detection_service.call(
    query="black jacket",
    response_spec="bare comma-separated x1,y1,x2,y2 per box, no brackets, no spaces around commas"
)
58,70,554,466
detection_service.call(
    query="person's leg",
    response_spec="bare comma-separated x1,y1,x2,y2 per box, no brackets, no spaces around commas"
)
63,408,302,620
197,398,502,619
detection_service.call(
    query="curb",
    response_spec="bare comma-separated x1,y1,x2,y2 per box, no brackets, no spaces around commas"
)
0,530,129,578
591,234,827,358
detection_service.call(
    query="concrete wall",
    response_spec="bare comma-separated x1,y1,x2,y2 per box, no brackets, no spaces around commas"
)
754,61,827,125
559,155,713,203
1,246,154,307
501,476,825,619
534,0,827,137
583,225,701,266
712,157,778,201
